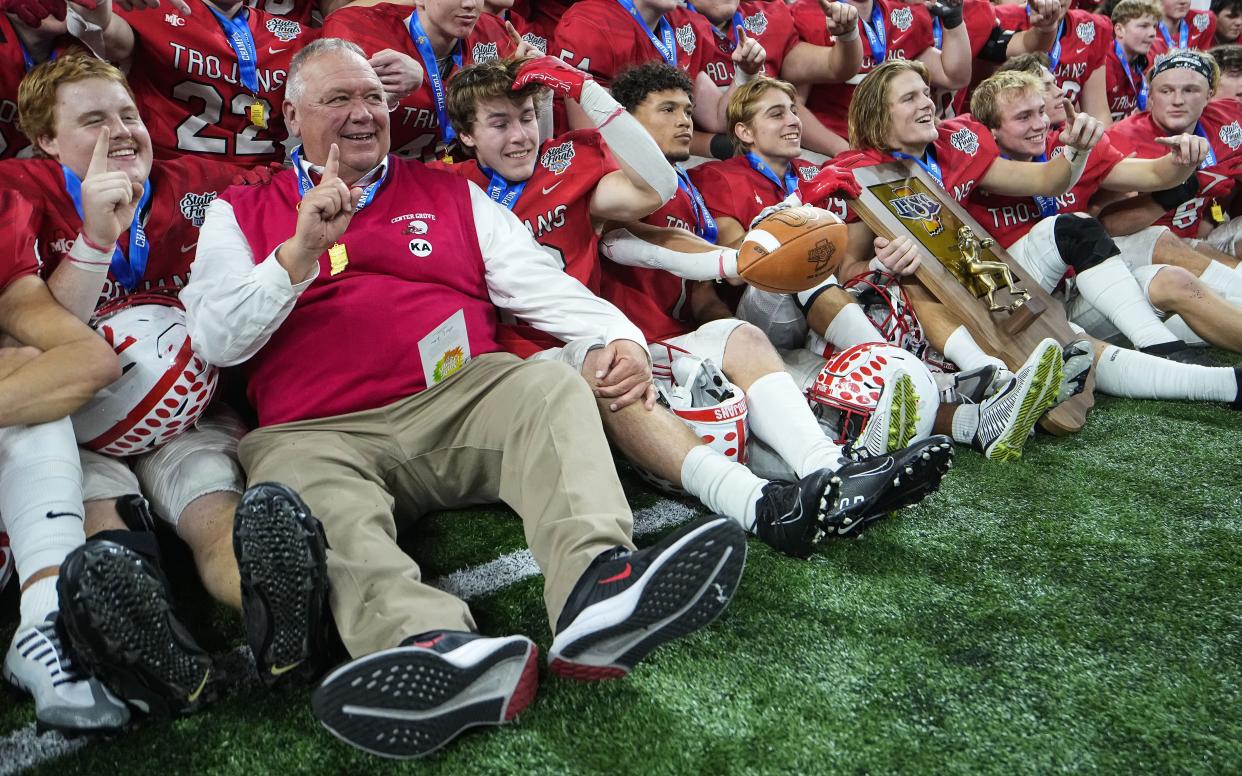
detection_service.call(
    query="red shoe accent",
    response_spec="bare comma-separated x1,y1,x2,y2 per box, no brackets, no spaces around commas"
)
412,634,445,649
597,563,632,585
548,658,628,682
504,645,540,721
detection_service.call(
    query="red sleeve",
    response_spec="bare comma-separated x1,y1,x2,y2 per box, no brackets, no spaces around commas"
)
964,0,999,58
689,161,753,226
788,0,830,44
0,190,40,290
553,2,623,82
993,3,1029,32
936,116,1000,200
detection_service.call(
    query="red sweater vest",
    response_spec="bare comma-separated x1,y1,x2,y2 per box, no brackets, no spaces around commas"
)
220,157,501,426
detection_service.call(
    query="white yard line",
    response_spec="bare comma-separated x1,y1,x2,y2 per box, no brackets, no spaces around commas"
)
0,498,703,773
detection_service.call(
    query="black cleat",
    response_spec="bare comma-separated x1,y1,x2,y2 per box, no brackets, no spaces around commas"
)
832,435,955,527
56,541,215,717
548,516,746,680
312,632,538,759
234,482,329,687
754,469,846,557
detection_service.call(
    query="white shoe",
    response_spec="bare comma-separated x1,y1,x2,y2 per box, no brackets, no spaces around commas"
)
973,338,1064,462
4,613,130,732
856,369,920,457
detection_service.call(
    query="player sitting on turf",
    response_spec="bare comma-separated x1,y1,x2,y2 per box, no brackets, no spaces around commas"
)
975,60,1242,357
443,55,954,557
182,38,749,759
0,188,126,733
2,55,329,718
829,58,1242,411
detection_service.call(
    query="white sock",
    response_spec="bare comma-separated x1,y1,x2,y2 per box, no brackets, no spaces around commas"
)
679,445,767,532
0,419,86,585
823,302,885,349
1200,260,1242,298
950,404,981,444
1095,346,1239,401
18,576,59,628
943,326,1007,373
746,371,843,477
1076,257,1179,349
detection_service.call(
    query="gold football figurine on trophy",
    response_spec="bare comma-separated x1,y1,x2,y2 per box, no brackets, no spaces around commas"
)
955,226,1030,312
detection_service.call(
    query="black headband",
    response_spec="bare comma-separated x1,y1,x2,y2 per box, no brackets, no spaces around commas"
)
1149,52,1215,85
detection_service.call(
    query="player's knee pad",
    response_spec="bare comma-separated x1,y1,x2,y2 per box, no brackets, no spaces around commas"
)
133,406,245,525
0,419,87,582
1054,215,1121,273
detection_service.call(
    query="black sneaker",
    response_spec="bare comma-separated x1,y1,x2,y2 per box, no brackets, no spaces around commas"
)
56,541,215,717
754,469,846,558
311,631,538,759
233,482,329,687
832,436,955,528
548,516,746,680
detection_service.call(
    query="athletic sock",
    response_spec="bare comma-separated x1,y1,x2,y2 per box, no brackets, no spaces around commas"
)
1094,346,1240,402
746,371,844,477
18,576,59,628
949,404,981,445
0,420,86,587
823,302,886,348
942,326,1008,373
1200,260,1242,299
679,446,767,532
1076,257,1179,348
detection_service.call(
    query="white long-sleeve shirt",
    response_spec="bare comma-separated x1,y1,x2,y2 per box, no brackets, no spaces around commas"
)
182,172,646,367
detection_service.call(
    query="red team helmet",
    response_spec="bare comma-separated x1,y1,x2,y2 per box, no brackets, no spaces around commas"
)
809,342,938,447
72,294,218,457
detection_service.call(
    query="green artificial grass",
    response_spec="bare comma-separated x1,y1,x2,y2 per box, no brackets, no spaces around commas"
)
3,359,1239,775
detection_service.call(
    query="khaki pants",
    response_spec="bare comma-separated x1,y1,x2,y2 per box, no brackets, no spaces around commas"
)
238,353,635,658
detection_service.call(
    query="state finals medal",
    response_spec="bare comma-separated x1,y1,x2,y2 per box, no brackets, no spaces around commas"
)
329,242,349,275
248,99,267,129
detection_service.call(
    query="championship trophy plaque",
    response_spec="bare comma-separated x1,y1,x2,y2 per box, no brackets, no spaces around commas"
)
849,164,1094,435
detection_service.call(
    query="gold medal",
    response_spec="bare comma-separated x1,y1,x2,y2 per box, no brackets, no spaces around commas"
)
1211,201,1225,224
247,100,267,129
441,152,453,164
329,242,349,276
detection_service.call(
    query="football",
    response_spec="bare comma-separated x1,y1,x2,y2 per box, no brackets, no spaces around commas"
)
738,205,848,293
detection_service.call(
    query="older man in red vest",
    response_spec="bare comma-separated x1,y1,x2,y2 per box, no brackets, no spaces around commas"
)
180,38,747,759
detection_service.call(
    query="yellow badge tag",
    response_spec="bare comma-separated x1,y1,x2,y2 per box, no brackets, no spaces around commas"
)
247,100,267,129
1211,202,1225,224
329,242,348,276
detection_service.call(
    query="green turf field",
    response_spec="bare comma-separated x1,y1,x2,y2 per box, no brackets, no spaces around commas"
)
2,359,1240,775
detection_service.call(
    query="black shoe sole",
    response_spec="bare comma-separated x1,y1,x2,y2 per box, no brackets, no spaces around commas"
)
549,517,747,680
311,638,538,759
56,542,214,718
857,436,955,524
234,482,329,687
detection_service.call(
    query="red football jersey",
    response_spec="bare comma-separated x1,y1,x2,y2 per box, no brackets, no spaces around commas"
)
994,7,1106,110
0,16,32,160
697,0,802,87
119,0,317,166
1107,99,1242,237
691,155,848,231
963,134,1123,246
553,0,710,85
0,189,39,289
445,130,619,356
1105,43,1149,122
1148,10,1216,57
799,0,935,138
322,4,514,161
0,156,238,309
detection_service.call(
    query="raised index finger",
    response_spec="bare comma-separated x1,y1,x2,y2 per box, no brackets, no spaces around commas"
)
1062,99,1077,127
323,143,340,182
87,126,111,177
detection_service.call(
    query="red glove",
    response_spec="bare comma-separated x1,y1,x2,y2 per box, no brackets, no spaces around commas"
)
231,162,285,187
512,55,589,101
0,0,71,28
799,165,861,204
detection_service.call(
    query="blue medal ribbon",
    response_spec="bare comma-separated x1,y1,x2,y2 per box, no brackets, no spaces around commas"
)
1193,123,1217,170
616,0,677,66
408,11,463,144
291,146,389,211
932,17,942,48
1031,153,1058,216
62,165,153,292
480,166,528,210
1159,18,1188,49
207,5,260,95
861,2,887,66
891,147,943,187
1048,18,1064,73
745,151,799,197
675,166,718,243
1115,42,1149,111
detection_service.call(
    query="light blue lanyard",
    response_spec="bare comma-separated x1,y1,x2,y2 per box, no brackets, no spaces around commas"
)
745,152,799,196
676,166,718,243
291,146,388,211
407,11,462,144
616,0,677,66
481,167,527,210
63,166,153,291
891,147,943,187
207,5,259,94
